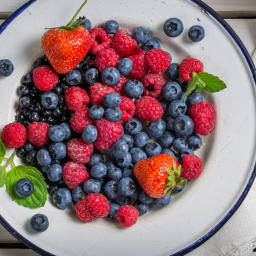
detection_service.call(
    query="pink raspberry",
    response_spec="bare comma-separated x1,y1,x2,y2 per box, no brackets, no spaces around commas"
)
33,65,58,91
119,96,135,122
63,161,89,189
142,73,165,98
70,106,92,133
27,122,49,147
90,27,112,54
116,205,139,227
181,154,203,179
111,75,126,95
179,58,204,82
75,198,95,223
128,49,147,79
65,87,90,111
67,138,93,164
89,82,115,105
95,48,120,71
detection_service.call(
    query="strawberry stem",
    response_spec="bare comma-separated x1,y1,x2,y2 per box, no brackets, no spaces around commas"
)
66,0,88,27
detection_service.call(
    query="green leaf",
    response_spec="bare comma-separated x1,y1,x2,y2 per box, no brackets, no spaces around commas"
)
183,77,198,99
0,166,6,187
5,165,47,209
0,138,6,158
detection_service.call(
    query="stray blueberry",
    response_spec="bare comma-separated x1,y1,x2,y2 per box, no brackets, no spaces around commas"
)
118,58,133,76
14,178,34,198
47,164,62,182
82,125,98,143
103,20,119,34
145,141,162,157
65,70,82,86
163,18,183,37
41,92,59,110
84,68,99,85
188,25,205,42
52,188,72,209
101,67,120,86
0,59,14,76
187,135,202,150
89,105,104,120
134,26,149,44
31,214,49,232
124,80,144,98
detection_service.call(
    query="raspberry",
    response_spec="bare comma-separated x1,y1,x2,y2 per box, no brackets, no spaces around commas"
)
145,49,170,73
95,48,120,71
135,96,164,121
33,65,59,91
112,30,137,57
179,58,204,82
116,205,139,227
67,138,93,164
128,49,147,79
142,73,165,98
181,154,203,179
70,106,92,133
89,82,115,105
75,198,95,222
65,87,90,111
85,193,110,217
1,123,27,148
63,161,89,189
111,75,126,95
188,101,216,135
94,118,123,150
27,122,49,147
119,96,135,121
90,27,112,54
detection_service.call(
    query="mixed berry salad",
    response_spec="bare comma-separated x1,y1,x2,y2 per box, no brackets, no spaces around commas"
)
0,0,226,231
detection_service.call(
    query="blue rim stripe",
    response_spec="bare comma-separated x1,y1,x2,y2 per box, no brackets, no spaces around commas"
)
0,1,256,256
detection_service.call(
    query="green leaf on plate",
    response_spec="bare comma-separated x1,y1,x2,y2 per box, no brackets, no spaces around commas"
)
0,138,6,159
0,166,6,188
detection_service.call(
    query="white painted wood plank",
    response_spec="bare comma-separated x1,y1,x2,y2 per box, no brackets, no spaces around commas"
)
0,249,37,255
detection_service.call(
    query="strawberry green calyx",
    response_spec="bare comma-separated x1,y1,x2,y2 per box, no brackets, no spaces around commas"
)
164,162,187,195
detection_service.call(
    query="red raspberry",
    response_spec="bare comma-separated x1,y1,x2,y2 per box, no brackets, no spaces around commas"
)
112,30,137,57
90,27,112,54
63,161,89,189
179,58,204,82
145,49,170,73
70,106,92,133
95,48,120,71
119,96,135,122
89,82,115,105
33,65,58,91
65,87,90,111
75,198,95,222
181,154,203,179
188,101,216,135
128,49,147,79
67,138,93,164
27,122,49,147
142,73,165,98
85,193,110,218
135,96,164,121
94,118,123,150
1,123,27,148
116,205,139,227
111,75,126,95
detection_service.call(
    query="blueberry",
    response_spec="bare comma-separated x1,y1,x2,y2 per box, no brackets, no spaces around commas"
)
37,149,52,166
124,80,144,98
14,178,34,198
174,115,194,137
25,150,37,164
89,105,104,120
115,196,131,206
188,25,205,42
162,148,177,159
122,134,134,149
142,39,160,51
65,70,82,86
187,92,203,105
168,99,187,118
118,177,137,197
139,191,154,205
134,132,149,148
116,152,132,168
124,118,142,135
90,163,107,179
154,195,172,208
21,73,32,86
130,147,147,164
147,119,166,138
48,142,66,160
29,112,40,122
59,123,71,140
104,107,122,122
47,164,62,182
187,135,202,150
41,92,58,110
101,67,120,86
107,166,122,181
159,131,175,148
104,92,122,108
167,63,180,80
134,26,149,44
72,186,85,203
31,214,49,232
105,161,115,169
48,125,66,142
173,138,188,153
112,139,129,159
19,96,31,108
145,142,162,157
180,148,194,158
82,125,98,143
104,180,118,200
163,18,183,37
162,81,182,102
24,142,33,152
17,147,26,158
117,58,133,76
17,85,29,96
83,179,101,193
123,168,133,177
89,153,104,167
52,188,72,209
75,16,91,30
108,203,120,220
103,20,119,34
84,68,99,85
0,59,14,76
136,204,149,216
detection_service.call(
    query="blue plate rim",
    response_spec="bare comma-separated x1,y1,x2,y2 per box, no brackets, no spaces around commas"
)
0,0,256,255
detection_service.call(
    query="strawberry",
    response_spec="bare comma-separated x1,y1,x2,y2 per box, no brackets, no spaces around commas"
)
41,1,92,74
134,154,186,198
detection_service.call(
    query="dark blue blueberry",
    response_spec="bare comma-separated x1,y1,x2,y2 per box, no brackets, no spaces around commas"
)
104,92,122,108
24,142,33,152
142,39,160,51
41,92,58,110
116,152,132,168
117,58,133,76
103,20,119,34
0,59,14,76
82,125,98,143
122,134,134,149
159,131,175,148
187,92,203,105
84,68,99,85
72,186,85,203
107,203,120,220
83,179,101,193
115,196,131,206
166,116,175,131
147,119,166,138
104,107,122,122
188,25,205,42
134,132,149,148
139,191,154,205
112,139,129,159
90,163,107,179
89,153,104,167
104,180,118,200
136,204,149,216
105,161,115,170
173,138,188,153
167,63,179,80
130,147,147,164
187,135,202,150
162,81,182,102
60,123,71,140
53,85,63,95
180,148,194,158
163,18,183,37
49,142,66,160
107,165,122,181
123,168,133,177
174,115,194,137
160,101,168,112
101,67,120,86
154,195,172,208
65,70,82,86
21,73,32,85
19,96,31,108
145,141,162,157
14,178,34,198
52,188,72,209
16,147,26,158
168,99,187,118
118,177,137,197
89,105,104,120
76,16,91,30
162,148,177,159
24,150,37,164
37,149,52,166
134,26,149,44
47,164,62,182
48,125,66,142
124,80,144,98
31,214,49,232
29,112,40,122
17,84,29,96
124,118,142,135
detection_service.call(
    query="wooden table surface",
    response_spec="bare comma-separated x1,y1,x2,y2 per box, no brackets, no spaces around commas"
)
0,1,256,255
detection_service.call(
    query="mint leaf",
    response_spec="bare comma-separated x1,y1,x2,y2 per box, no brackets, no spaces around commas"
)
0,166,6,187
5,165,47,209
197,72,227,92
0,139,6,164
